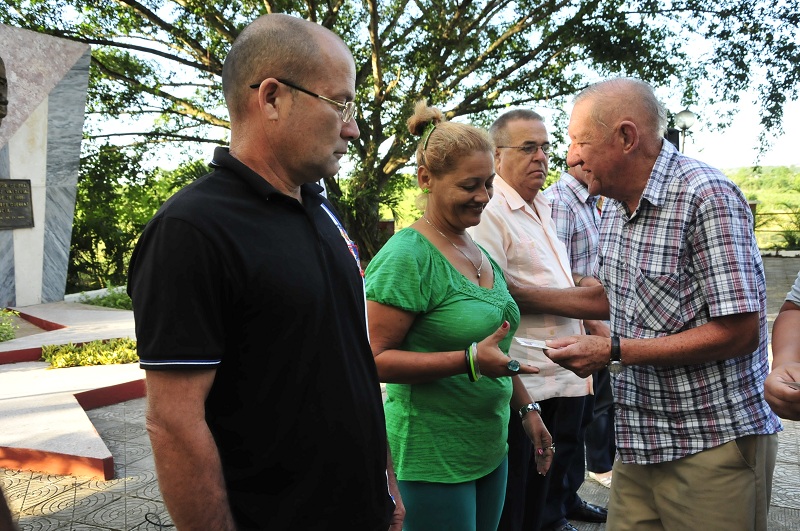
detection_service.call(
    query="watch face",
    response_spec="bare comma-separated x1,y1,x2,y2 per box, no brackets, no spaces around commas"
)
608,361,623,375
519,403,540,418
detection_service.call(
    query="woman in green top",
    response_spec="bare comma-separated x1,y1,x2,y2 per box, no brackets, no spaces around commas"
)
365,101,554,531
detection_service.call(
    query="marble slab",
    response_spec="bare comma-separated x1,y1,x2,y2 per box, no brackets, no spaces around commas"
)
0,24,90,150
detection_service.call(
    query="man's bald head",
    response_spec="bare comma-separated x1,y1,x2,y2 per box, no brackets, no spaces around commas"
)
574,77,667,145
222,14,351,121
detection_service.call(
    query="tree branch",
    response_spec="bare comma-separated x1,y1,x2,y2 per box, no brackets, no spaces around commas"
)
113,0,223,71
90,132,225,145
170,0,239,42
92,56,230,128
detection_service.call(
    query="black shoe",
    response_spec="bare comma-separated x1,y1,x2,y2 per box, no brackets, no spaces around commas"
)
544,523,579,531
566,499,608,523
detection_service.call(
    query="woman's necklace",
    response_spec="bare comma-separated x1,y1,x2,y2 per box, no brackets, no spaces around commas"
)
423,215,483,279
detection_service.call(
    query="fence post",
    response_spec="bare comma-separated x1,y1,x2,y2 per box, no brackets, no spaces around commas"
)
748,200,759,229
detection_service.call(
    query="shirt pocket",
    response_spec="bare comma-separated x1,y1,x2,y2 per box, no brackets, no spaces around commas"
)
632,268,685,333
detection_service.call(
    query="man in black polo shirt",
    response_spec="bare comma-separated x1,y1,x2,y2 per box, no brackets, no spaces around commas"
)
128,14,402,530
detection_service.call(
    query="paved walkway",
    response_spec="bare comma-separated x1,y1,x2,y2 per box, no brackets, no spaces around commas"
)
1,257,800,530
0,303,143,481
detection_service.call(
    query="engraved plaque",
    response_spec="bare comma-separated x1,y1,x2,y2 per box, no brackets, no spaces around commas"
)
0,179,34,229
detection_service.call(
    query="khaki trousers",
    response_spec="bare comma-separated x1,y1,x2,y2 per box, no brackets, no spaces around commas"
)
607,434,778,530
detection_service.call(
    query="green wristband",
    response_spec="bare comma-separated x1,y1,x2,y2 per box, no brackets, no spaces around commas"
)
465,342,481,382
470,342,481,381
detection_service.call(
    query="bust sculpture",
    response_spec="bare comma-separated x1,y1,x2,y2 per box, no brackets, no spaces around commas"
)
0,55,8,126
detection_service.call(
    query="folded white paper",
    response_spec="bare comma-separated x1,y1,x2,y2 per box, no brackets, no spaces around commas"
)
513,337,549,350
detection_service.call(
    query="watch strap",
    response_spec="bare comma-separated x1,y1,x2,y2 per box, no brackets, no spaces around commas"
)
610,336,621,362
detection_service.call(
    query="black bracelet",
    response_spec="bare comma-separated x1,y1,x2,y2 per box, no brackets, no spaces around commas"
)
465,347,475,382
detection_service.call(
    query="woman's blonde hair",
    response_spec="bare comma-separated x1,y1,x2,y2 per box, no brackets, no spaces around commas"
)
407,100,493,177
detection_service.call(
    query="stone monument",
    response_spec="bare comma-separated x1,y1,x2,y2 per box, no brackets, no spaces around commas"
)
0,24,90,307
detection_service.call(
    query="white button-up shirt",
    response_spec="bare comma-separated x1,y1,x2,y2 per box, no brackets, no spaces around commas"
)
471,176,591,400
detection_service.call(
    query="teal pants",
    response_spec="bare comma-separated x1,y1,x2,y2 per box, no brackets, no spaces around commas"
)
398,456,508,531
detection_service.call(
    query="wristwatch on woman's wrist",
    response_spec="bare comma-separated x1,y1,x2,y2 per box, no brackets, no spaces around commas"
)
518,402,542,419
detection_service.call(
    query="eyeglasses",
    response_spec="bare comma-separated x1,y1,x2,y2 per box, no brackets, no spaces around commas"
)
496,143,552,155
249,78,357,123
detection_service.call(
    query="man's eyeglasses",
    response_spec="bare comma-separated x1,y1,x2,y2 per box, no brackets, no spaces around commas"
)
496,143,552,155
249,78,357,123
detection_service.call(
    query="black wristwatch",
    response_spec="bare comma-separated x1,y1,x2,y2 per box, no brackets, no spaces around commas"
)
608,336,623,375
518,402,542,419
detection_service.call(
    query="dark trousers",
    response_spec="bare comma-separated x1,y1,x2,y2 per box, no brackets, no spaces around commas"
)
542,396,588,529
498,395,586,531
560,392,596,522
584,368,615,473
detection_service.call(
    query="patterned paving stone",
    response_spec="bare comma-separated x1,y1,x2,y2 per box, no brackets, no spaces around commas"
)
16,514,70,531
73,495,166,530
3,257,800,529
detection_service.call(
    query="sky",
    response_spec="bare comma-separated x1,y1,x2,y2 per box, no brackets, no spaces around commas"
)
144,84,800,174
677,98,800,171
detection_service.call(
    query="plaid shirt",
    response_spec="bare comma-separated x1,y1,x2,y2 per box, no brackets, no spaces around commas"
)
596,140,782,464
544,171,601,275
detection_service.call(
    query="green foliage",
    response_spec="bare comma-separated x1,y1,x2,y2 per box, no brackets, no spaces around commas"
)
543,169,563,190
0,309,20,343
3,0,799,267
79,286,133,310
727,167,800,249
67,144,147,291
777,203,800,250
727,166,800,192
41,338,139,369
67,150,208,291
780,231,800,250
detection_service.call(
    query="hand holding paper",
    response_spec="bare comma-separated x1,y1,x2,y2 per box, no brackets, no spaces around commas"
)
514,337,549,350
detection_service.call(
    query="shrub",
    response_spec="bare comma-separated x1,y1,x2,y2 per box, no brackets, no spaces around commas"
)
777,203,800,250
0,309,19,343
79,286,132,310
41,338,138,368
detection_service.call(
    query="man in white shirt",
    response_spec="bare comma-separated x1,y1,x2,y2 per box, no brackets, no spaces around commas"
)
471,109,605,531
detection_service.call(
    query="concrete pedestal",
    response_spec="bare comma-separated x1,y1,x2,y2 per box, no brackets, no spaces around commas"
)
0,24,90,307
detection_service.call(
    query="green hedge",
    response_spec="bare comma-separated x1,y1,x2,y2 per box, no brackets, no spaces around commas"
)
79,286,132,310
41,338,138,368
0,309,19,343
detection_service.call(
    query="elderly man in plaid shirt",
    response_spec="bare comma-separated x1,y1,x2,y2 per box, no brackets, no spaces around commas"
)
516,77,782,530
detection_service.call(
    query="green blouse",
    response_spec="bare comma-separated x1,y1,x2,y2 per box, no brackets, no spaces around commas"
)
365,228,521,483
